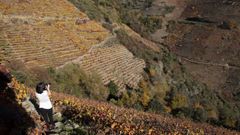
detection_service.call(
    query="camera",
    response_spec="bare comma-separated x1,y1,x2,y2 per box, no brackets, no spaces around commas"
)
44,82,51,90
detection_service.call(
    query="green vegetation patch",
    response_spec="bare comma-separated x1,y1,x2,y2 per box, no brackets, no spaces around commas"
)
8,62,109,101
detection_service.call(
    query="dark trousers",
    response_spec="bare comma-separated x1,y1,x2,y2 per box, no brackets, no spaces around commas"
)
39,108,54,125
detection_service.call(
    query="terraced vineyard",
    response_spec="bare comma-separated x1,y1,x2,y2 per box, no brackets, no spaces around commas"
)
0,0,146,90
0,19,108,68
0,0,109,68
79,44,146,90
0,0,86,17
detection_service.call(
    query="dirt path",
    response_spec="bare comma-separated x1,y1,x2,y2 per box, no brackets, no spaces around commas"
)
150,0,188,43
57,25,121,69
179,56,240,70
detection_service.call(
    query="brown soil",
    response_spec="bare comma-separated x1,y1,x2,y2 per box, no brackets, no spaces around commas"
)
165,0,240,103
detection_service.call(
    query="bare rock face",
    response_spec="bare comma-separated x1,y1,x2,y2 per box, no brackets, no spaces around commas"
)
22,97,36,113
53,112,63,122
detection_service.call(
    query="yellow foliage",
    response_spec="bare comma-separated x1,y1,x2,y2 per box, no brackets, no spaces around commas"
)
154,80,170,100
163,106,172,113
11,78,29,103
207,109,218,120
149,68,156,77
63,99,70,105
139,80,148,89
140,89,151,107
49,88,235,135
224,117,237,128
228,20,238,29
171,94,188,109
0,0,86,18
129,91,138,105
139,80,152,107
193,102,203,109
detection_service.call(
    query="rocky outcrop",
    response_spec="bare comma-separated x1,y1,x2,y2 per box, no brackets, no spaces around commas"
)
20,96,85,134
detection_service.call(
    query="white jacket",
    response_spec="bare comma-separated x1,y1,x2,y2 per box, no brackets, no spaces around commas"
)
36,90,53,109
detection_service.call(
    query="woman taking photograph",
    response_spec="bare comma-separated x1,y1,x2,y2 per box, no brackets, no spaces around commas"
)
35,82,55,130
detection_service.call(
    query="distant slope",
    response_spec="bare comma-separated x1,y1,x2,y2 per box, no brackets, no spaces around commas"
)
165,0,240,129
67,0,240,131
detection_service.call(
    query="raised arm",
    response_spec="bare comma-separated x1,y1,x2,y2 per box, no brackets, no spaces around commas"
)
46,84,51,96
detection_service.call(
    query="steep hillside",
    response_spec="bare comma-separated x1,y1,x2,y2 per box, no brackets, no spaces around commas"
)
0,0,108,68
0,0,146,91
67,0,240,131
164,0,240,129
60,24,147,90
2,77,239,134
77,44,145,90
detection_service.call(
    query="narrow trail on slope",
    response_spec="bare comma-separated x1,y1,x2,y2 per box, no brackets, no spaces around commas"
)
178,55,240,70
57,25,121,69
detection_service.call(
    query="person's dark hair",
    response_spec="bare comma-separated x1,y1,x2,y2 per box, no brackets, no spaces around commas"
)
36,82,46,94
5,72,12,83
0,64,12,91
